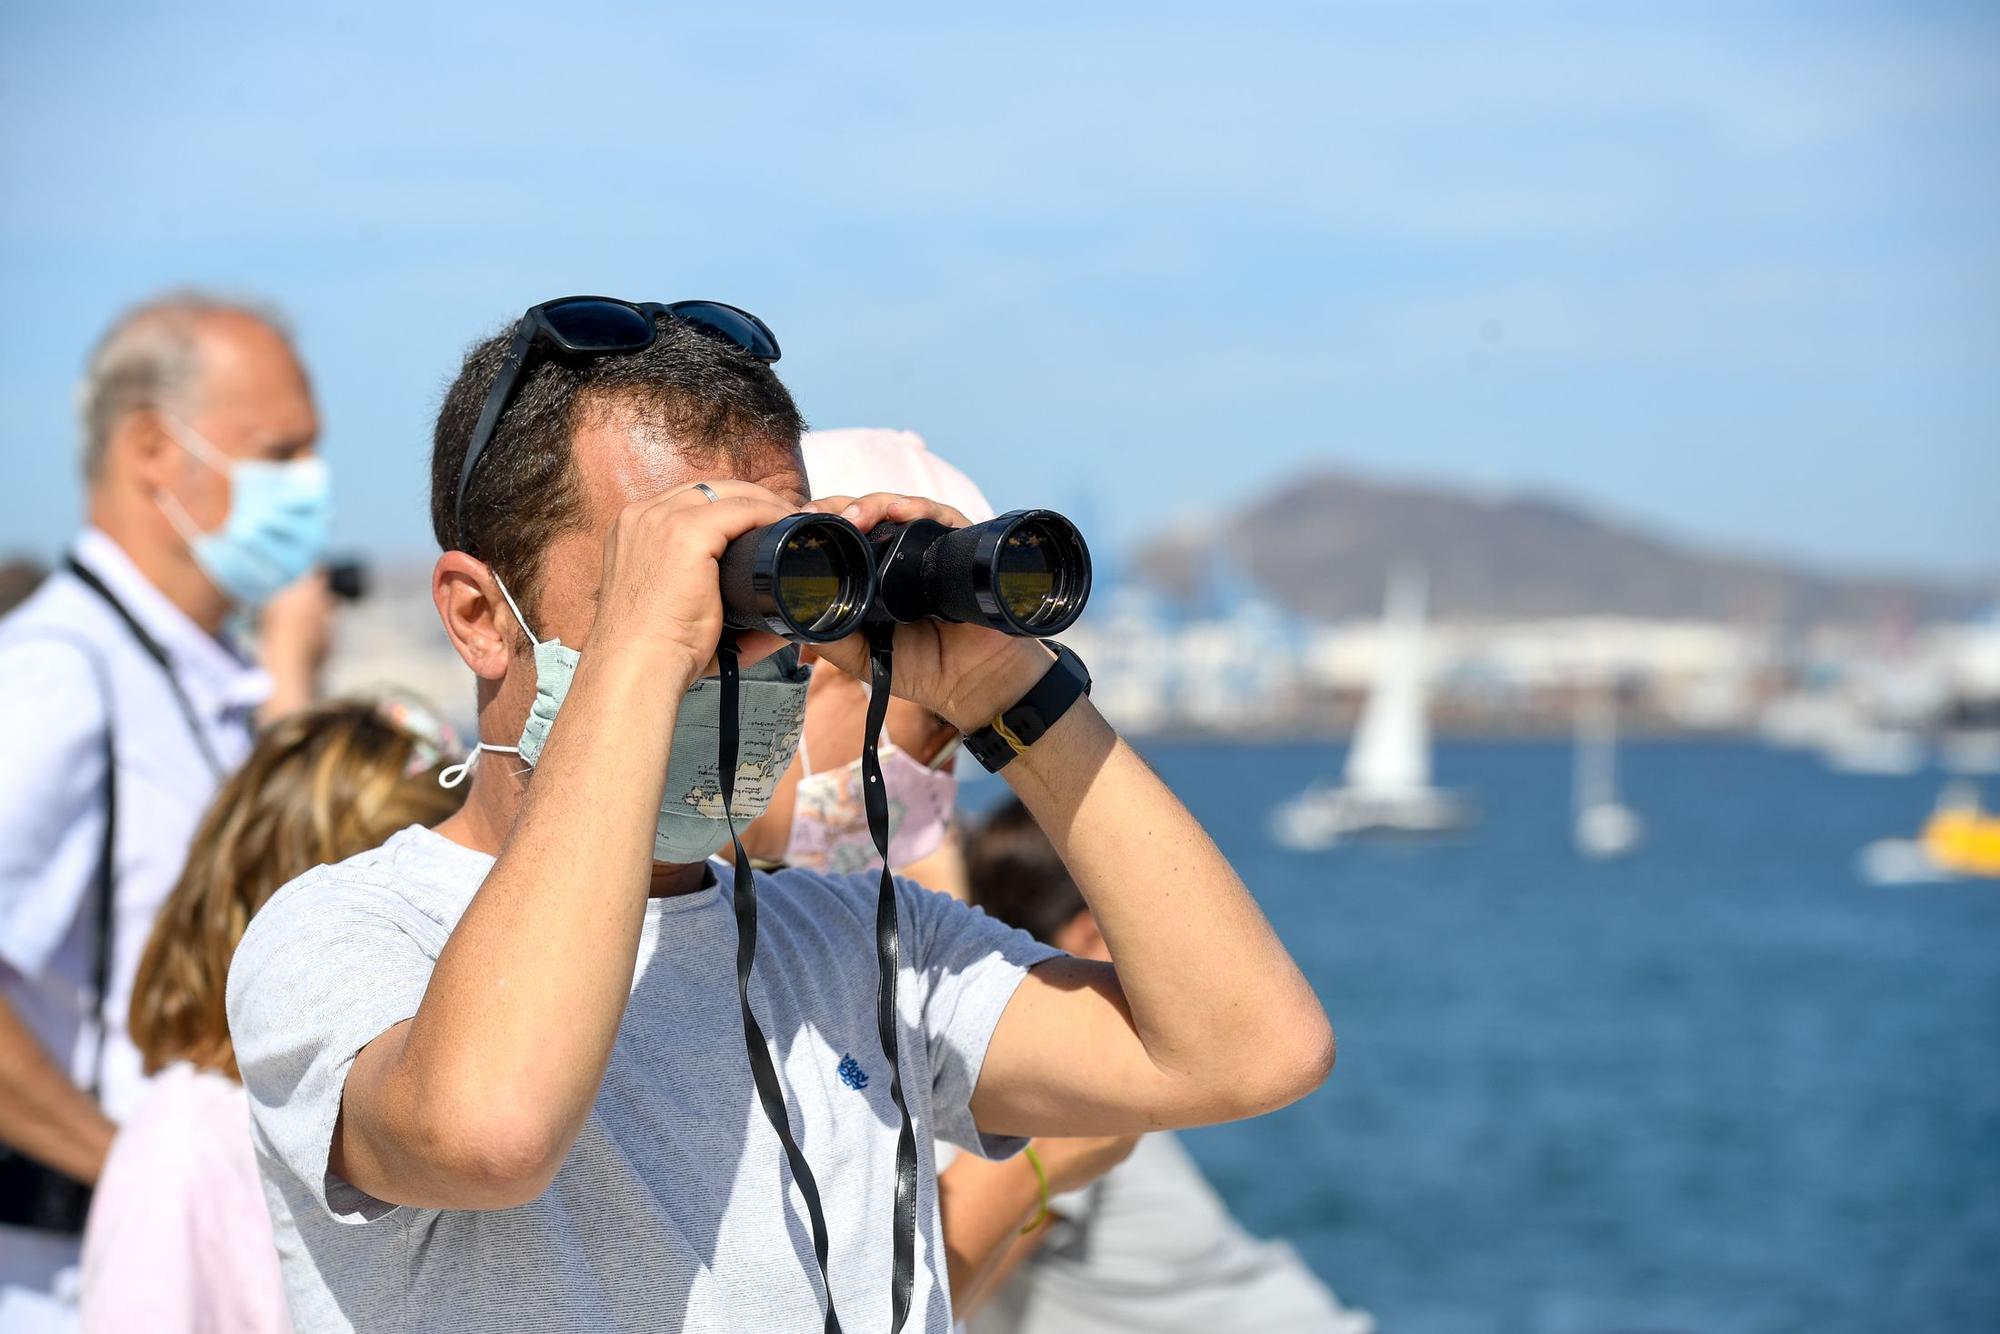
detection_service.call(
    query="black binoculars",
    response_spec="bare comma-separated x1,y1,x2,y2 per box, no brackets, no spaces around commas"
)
716,509,1092,643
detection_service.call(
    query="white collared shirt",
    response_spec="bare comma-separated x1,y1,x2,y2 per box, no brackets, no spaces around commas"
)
0,529,267,1124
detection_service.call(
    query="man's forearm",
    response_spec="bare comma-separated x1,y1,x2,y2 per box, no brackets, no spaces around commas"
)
0,993,114,1184
962,1225,1049,1318
938,1151,1044,1311
346,649,684,1203
1006,701,1333,1095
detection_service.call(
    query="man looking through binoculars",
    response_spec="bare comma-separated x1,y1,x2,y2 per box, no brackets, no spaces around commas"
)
224,298,1334,1334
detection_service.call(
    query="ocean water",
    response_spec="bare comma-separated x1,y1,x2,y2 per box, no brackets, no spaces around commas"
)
971,740,2000,1334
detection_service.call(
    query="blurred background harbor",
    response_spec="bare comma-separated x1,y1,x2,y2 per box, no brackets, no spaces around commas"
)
999,738,2000,1334
304,475,2000,759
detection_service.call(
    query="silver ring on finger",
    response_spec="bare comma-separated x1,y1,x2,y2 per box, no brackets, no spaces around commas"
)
693,482,721,504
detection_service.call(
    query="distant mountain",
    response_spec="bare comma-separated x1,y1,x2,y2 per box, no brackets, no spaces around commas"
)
1135,470,1997,625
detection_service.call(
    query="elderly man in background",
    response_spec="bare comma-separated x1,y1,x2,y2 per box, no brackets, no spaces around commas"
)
0,293,334,1325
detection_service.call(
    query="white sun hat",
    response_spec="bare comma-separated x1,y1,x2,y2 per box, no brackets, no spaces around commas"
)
801,428,996,525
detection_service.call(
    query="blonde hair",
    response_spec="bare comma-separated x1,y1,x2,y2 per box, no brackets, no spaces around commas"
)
130,699,464,1079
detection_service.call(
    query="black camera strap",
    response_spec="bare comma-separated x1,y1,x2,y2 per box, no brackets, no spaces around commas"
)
715,627,919,1333
62,555,228,781
61,553,230,1096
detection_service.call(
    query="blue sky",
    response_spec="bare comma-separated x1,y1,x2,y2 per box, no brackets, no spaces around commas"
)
2,1,1996,577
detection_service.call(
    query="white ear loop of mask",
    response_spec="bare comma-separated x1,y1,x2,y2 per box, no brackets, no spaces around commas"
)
153,415,229,543
160,412,230,469
155,488,206,550
438,743,524,789
437,574,539,790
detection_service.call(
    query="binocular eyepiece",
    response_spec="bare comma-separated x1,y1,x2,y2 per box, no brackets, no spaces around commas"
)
717,508,1092,644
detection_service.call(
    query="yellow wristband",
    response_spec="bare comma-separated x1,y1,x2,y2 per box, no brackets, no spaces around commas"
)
1019,1144,1050,1235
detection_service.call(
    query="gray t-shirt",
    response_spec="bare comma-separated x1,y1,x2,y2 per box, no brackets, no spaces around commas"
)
226,824,1058,1333
971,1133,1375,1334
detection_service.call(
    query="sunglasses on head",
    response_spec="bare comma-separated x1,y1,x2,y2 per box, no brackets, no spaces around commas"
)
451,295,782,544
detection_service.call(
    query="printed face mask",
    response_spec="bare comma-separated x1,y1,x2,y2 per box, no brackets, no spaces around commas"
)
156,415,332,607
786,720,958,875
446,577,810,864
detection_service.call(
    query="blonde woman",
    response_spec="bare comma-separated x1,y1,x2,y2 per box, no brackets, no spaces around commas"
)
77,699,462,1334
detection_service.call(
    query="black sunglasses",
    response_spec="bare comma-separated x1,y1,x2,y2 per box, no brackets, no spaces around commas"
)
451,295,782,545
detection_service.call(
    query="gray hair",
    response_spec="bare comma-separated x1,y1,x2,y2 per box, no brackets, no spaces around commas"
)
77,291,294,480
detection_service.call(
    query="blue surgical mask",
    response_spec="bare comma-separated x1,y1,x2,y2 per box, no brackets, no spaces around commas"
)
156,414,332,607
442,576,810,864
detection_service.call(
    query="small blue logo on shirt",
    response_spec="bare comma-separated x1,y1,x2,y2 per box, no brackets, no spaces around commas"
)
836,1054,870,1091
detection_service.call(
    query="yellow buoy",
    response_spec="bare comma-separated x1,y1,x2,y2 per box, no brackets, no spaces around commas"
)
1921,803,2000,879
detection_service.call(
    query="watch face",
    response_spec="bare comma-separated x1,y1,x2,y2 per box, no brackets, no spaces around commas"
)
1052,642,1091,694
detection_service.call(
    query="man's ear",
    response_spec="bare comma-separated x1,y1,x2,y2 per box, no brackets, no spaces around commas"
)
114,410,177,493
434,551,516,682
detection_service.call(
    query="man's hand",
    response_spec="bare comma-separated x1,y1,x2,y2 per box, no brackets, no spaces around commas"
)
0,994,114,1185
589,479,797,686
804,492,1050,732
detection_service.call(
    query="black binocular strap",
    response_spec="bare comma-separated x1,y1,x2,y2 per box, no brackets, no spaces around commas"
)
715,629,919,1333
860,623,921,1332
717,634,842,1334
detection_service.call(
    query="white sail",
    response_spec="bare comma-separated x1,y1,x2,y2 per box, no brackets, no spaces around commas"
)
1270,565,1471,850
1345,568,1432,795
1573,683,1618,815
1573,678,1643,858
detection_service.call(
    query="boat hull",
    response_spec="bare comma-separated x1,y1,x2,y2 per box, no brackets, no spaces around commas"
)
1575,801,1644,859
1272,786,1474,850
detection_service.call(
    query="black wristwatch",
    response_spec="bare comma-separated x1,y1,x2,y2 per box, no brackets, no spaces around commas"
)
962,641,1092,773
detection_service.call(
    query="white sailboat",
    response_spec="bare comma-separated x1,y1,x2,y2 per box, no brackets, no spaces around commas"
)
1272,569,1471,850
1573,682,1643,859
1820,724,1926,776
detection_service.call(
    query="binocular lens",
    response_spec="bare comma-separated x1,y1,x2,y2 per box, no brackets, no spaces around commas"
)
718,513,875,643
775,526,864,636
994,516,1076,630
867,508,1091,636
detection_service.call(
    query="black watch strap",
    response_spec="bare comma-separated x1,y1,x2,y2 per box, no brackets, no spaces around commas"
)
962,641,1092,773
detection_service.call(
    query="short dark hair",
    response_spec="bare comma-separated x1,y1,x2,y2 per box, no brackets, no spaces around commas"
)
964,798,1087,946
429,314,806,612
